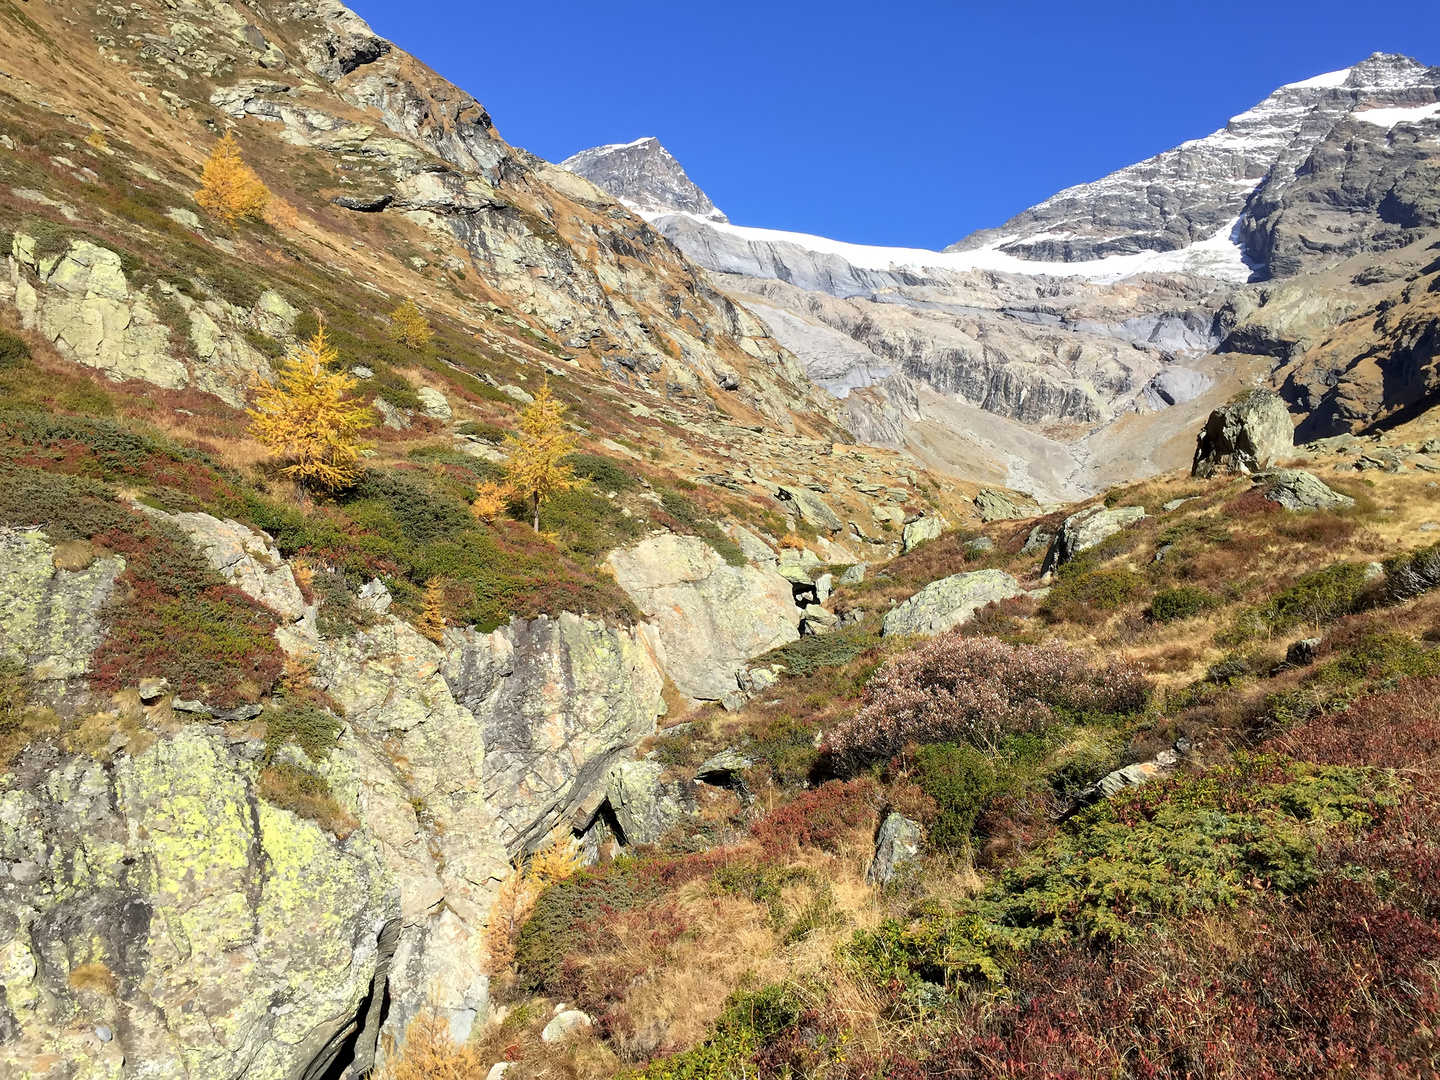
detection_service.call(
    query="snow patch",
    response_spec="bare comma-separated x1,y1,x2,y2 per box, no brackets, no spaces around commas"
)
647,213,1256,285
1354,102,1440,128
1284,67,1352,90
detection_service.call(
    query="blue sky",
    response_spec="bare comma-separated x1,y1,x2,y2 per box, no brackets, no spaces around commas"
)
349,0,1439,249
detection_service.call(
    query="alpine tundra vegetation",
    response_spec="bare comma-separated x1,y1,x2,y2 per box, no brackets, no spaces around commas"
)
1,0,1439,1077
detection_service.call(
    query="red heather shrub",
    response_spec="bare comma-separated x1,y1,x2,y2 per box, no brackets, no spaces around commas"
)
1269,675,1440,785
89,521,284,707
825,635,1149,766
750,779,878,854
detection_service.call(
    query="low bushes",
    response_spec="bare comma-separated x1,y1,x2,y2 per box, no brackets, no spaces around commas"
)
514,850,731,996
0,467,283,707
1039,567,1143,624
846,756,1394,995
749,778,878,854
1149,584,1218,622
825,635,1149,766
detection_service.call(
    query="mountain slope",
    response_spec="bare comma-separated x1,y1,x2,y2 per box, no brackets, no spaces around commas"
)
564,54,1440,498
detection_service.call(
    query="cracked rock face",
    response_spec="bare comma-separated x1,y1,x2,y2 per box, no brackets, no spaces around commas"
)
0,729,395,1080
441,614,665,856
607,535,801,701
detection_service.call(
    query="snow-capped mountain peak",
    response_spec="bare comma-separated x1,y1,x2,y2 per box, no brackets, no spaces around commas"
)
558,136,727,222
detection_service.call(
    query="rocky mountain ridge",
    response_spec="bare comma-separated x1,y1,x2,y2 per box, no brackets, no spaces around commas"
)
559,136,727,223
566,53,1440,497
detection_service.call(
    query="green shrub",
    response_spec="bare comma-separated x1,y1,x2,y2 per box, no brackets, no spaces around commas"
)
622,984,807,1080
744,712,822,788
454,420,511,443
757,627,878,677
1265,562,1372,631
564,452,637,492
914,742,999,849
1312,628,1440,690
1041,568,1144,622
0,330,29,371
262,700,343,762
845,757,1393,996
1150,585,1218,622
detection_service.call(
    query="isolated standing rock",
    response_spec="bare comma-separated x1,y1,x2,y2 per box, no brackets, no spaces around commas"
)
607,534,800,700
882,568,1024,636
1192,389,1294,477
867,811,923,885
901,516,943,552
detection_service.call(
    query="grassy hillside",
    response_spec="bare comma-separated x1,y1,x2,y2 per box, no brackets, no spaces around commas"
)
443,446,1440,1079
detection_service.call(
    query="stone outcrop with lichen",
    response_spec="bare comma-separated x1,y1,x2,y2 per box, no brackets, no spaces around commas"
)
0,728,395,1080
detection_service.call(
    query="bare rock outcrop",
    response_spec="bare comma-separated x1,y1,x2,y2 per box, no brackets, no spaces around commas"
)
0,729,396,1080
607,535,801,701
442,614,665,855
1192,390,1295,477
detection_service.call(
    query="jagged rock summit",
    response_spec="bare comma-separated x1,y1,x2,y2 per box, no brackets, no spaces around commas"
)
559,136,728,222
948,53,1440,272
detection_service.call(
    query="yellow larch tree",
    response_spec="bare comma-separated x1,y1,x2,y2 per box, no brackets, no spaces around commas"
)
503,378,578,532
414,577,448,643
469,479,511,523
247,323,375,493
387,298,433,349
195,131,271,225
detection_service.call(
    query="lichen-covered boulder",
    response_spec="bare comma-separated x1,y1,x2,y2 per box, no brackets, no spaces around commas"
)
1043,504,1146,571
1254,469,1356,511
0,527,124,691
1192,389,1295,477
882,569,1024,637
867,811,923,885
901,516,943,552
442,614,665,854
607,535,801,701
974,489,1028,522
603,760,695,846
0,729,396,1080
416,386,452,420
775,485,843,533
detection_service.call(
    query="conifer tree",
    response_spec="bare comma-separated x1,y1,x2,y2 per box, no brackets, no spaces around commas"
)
469,479,511,523
387,298,433,349
247,323,375,493
195,131,271,225
503,379,578,532
415,577,448,643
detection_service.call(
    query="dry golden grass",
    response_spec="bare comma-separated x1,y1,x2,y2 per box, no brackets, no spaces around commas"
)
68,962,116,995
